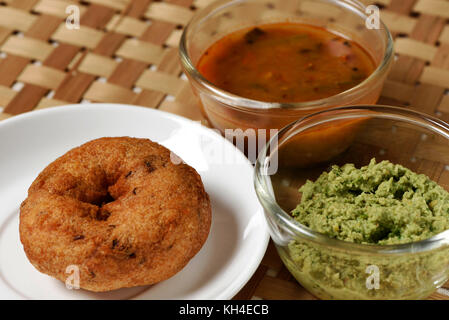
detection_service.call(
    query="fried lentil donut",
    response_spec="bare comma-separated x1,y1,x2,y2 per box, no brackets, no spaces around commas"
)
19,137,211,292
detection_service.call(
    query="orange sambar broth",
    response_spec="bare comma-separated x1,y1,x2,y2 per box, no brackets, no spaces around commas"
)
197,23,376,103
195,23,378,167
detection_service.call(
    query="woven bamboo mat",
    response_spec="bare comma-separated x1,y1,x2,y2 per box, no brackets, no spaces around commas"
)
1,0,449,300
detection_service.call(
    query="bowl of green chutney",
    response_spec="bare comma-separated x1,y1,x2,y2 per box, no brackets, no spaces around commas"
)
255,105,449,300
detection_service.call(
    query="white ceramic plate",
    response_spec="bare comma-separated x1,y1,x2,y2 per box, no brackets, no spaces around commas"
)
0,104,269,300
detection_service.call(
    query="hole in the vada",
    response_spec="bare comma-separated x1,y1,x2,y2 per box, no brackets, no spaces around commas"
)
96,208,111,221
82,187,118,221
129,253,136,259
91,191,115,207
89,191,115,221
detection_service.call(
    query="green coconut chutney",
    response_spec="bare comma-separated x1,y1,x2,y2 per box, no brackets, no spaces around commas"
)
292,158,449,245
282,159,449,299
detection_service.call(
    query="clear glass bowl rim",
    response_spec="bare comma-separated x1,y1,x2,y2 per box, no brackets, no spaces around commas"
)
254,105,449,255
179,0,394,111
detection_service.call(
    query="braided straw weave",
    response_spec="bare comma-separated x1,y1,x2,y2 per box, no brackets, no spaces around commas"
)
1,0,449,300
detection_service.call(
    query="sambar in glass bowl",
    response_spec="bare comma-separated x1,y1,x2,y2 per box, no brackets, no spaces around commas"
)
180,0,393,138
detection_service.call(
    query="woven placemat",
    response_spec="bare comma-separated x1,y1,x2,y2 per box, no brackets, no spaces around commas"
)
1,0,449,300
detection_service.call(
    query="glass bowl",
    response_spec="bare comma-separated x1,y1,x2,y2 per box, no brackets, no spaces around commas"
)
254,105,449,300
179,0,394,137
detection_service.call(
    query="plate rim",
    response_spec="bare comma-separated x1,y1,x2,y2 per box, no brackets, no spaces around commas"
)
0,103,270,300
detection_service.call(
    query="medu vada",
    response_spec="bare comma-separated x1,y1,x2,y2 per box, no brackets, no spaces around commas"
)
19,137,211,292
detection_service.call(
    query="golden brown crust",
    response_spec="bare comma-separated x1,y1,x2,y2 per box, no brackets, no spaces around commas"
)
19,137,211,292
